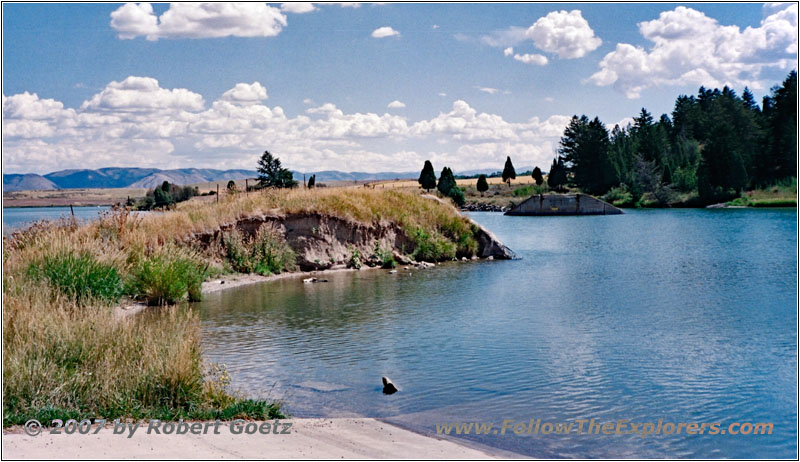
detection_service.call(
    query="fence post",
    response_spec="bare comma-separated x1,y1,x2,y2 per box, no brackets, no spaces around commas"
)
216,184,219,203
245,179,248,197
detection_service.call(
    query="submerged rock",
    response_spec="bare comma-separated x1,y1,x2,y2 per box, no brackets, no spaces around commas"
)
382,376,398,395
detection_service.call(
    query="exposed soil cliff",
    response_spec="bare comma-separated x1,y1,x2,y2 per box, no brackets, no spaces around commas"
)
193,211,513,271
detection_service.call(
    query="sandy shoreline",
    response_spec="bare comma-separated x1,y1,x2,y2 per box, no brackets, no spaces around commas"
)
2,418,509,459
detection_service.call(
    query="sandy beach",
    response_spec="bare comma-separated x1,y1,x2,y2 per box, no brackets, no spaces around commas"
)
3,418,505,459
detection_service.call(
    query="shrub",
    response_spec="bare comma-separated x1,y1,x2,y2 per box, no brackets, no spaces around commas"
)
223,224,296,276
27,252,123,304
603,184,635,207
125,248,206,305
374,244,396,269
411,227,456,262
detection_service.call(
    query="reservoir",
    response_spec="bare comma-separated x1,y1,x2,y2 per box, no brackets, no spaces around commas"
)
198,208,797,458
3,206,110,234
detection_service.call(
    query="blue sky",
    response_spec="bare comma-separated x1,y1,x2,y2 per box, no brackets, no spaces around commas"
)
2,2,797,174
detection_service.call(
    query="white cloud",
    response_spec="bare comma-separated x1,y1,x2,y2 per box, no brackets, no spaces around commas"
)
438,92,447,97
526,10,602,59
281,3,316,14
220,82,268,104
371,26,400,38
513,53,548,66
3,77,572,174
480,26,528,48
80,76,205,112
503,47,514,56
387,100,406,109
432,24,440,29
110,3,287,40
477,87,499,95
588,5,798,98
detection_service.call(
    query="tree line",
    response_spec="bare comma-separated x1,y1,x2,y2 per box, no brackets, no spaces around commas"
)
550,71,797,205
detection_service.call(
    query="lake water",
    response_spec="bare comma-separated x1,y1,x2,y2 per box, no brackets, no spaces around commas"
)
197,209,797,458
3,206,110,234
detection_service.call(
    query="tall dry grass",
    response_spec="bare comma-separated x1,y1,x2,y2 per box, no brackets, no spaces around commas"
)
3,188,475,425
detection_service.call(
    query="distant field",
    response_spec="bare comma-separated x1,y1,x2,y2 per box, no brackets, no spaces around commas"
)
3,187,148,207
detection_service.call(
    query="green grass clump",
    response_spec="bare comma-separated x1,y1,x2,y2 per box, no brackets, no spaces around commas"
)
125,248,206,305
27,252,123,304
223,224,296,276
411,227,457,262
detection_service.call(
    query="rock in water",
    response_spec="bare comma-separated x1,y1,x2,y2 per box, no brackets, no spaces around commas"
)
382,376,398,395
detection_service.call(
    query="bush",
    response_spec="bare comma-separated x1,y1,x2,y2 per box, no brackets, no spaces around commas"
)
125,249,206,305
374,244,397,269
223,224,296,276
602,184,635,207
411,227,456,262
28,252,123,304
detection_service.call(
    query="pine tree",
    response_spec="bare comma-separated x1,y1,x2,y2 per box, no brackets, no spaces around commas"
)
307,174,316,188
418,160,437,191
501,156,516,187
257,150,296,189
547,157,567,191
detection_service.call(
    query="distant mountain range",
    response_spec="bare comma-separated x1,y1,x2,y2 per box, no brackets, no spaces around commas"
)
3,166,534,192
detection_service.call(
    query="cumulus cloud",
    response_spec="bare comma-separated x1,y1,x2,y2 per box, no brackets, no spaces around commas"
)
371,26,400,38
387,100,406,109
3,77,572,174
513,53,548,66
588,5,798,98
220,82,268,104
526,10,602,59
110,3,287,40
281,3,316,14
81,76,205,112
503,47,514,56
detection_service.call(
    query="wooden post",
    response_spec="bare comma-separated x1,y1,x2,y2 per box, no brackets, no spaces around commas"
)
69,204,75,217
245,179,249,196
216,184,219,203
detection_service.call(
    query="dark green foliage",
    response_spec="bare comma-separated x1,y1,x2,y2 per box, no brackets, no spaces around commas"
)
154,188,172,208
257,150,297,189
502,156,516,185
307,174,316,188
436,167,464,206
226,180,237,192
547,157,568,191
532,167,543,185
28,253,123,304
476,174,489,195
558,115,618,195
418,160,437,191
556,71,796,205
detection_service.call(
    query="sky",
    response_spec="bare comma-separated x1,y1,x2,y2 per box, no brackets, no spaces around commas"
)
2,2,797,174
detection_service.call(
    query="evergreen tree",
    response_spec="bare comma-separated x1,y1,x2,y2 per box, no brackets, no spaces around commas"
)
418,160,437,191
154,187,172,208
501,156,516,186
437,167,456,196
547,157,568,191
476,174,489,196
257,150,296,188
307,174,316,188
227,180,237,192
532,167,543,185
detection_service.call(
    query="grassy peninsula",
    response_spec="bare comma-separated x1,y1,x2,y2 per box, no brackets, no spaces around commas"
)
3,188,489,426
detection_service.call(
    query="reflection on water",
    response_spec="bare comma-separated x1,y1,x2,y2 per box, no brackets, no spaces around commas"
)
198,208,797,458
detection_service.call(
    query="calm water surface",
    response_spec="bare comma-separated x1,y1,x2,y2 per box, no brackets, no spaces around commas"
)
3,206,110,233
197,209,797,458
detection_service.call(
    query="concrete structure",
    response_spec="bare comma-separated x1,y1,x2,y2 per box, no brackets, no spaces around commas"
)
505,194,623,216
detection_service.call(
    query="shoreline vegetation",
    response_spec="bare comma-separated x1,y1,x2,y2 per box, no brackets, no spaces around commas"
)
3,187,509,427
